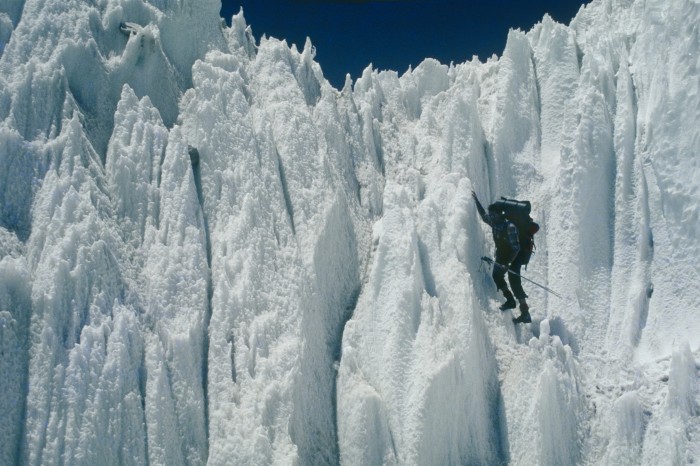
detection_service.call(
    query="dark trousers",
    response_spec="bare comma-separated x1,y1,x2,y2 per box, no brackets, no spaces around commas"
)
493,250,527,300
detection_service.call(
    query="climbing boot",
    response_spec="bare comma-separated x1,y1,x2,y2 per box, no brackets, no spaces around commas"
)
512,300,531,324
499,289,516,311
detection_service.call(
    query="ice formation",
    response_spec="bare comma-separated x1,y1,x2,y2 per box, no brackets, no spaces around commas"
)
0,0,699,464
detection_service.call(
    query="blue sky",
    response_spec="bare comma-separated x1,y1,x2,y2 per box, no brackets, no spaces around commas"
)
220,0,590,89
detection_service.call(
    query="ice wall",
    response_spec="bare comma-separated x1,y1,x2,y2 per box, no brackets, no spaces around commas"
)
0,0,699,465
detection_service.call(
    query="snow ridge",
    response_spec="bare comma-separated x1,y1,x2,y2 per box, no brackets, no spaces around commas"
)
1,0,699,465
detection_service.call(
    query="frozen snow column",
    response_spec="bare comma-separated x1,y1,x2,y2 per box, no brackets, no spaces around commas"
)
287,39,370,466
0,232,31,465
487,30,541,196
22,115,147,465
528,14,580,179
0,13,12,58
605,51,653,353
601,391,645,465
179,45,304,465
625,0,700,359
545,43,616,347
533,323,588,466
497,322,587,466
179,27,366,462
641,344,700,464
338,186,426,466
105,86,167,247
106,83,210,466
338,184,506,465
141,127,209,466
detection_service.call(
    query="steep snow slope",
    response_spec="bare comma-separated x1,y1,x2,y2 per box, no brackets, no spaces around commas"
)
0,0,699,465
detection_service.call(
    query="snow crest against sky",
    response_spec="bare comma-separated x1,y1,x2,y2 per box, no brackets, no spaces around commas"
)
220,0,590,88
1,0,700,465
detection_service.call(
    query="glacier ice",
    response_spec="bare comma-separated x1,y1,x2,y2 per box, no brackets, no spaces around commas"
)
1,0,700,464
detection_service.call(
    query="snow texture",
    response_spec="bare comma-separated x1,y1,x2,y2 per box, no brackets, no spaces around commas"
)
0,0,699,464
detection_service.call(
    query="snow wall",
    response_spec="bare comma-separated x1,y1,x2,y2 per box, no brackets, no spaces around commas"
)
1,0,699,464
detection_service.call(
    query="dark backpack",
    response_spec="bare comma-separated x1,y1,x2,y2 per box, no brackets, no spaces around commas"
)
489,197,539,265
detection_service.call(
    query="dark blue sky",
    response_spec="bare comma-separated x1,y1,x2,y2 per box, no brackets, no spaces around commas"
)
220,0,590,89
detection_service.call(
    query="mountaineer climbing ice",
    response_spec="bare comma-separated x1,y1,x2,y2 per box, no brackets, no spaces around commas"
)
472,191,539,324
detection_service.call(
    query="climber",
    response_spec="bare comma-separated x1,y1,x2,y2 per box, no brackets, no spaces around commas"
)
472,191,531,324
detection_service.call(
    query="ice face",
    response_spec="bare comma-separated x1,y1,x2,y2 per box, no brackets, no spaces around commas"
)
1,0,699,465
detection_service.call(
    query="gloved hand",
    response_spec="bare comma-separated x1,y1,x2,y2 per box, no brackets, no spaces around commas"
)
472,191,486,217
494,262,509,271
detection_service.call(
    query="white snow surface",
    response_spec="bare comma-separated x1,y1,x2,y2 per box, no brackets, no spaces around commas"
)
1,0,699,464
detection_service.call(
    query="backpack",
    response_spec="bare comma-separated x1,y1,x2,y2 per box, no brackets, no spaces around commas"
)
489,197,539,265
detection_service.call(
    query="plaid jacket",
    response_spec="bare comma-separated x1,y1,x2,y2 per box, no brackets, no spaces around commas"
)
481,213,521,261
